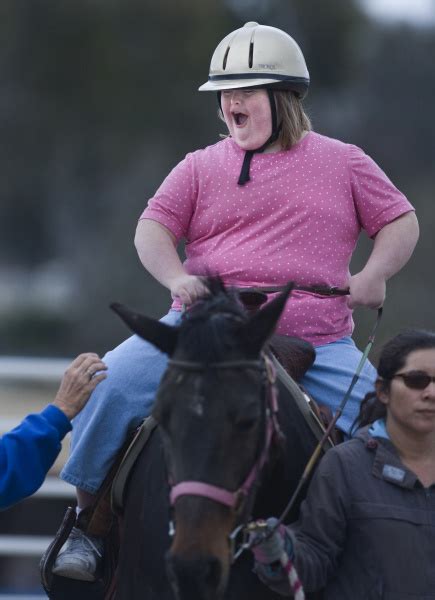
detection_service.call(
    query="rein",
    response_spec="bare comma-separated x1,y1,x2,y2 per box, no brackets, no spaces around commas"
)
235,284,350,297
271,306,383,530
168,355,280,514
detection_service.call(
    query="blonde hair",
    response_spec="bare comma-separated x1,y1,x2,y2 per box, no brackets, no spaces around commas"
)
274,90,312,149
218,89,311,148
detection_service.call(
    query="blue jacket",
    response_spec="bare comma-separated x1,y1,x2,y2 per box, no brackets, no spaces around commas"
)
0,405,71,509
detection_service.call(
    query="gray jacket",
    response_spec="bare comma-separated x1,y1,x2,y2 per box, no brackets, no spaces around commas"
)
259,426,435,599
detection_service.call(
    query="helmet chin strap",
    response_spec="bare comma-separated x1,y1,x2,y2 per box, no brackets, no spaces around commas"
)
217,90,281,186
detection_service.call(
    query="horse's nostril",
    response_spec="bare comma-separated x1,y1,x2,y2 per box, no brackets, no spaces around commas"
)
166,552,224,599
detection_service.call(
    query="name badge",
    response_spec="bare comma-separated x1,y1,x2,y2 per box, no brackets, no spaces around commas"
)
382,464,406,483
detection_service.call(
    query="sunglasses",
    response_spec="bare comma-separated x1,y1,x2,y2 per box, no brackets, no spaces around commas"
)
392,371,435,390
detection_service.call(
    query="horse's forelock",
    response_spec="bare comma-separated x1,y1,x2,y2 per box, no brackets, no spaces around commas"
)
182,277,245,322
178,279,247,361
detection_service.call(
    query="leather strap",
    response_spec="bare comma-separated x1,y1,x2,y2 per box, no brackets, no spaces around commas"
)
270,354,335,451
236,284,349,297
111,415,158,515
40,506,76,593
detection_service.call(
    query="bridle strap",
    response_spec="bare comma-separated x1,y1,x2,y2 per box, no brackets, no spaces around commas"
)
168,355,278,510
170,482,238,508
170,417,275,509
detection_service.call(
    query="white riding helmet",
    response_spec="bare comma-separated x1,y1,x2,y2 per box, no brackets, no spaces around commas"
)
199,21,309,98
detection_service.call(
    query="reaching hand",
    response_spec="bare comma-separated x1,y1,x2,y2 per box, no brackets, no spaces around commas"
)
347,270,386,309
52,353,107,420
169,274,209,306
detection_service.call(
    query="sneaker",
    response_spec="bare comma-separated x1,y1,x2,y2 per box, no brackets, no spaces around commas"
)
52,527,103,582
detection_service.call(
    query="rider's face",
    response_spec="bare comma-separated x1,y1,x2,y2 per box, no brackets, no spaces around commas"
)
221,88,272,151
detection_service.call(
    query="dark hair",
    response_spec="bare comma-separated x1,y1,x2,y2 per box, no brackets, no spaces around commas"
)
355,329,435,430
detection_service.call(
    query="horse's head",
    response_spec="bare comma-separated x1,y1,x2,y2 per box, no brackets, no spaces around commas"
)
112,279,293,600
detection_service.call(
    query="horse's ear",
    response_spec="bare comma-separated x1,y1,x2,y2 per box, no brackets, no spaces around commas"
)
239,283,294,355
110,303,179,356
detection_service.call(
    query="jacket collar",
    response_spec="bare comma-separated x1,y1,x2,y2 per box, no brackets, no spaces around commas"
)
356,426,419,489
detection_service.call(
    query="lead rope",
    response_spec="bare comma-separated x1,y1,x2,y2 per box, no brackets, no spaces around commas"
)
241,306,383,599
281,554,304,600
248,519,305,599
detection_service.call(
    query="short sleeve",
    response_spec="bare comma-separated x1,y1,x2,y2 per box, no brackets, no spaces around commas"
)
348,145,414,238
140,152,197,243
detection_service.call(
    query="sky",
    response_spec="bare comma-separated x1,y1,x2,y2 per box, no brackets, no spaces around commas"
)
359,0,435,26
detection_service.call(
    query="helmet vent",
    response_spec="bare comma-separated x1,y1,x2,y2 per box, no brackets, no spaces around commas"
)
248,41,254,68
222,46,230,70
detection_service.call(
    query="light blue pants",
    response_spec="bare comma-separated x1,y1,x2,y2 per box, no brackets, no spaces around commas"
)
60,311,376,494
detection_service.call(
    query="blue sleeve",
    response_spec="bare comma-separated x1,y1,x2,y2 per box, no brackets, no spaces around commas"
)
0,405,71,509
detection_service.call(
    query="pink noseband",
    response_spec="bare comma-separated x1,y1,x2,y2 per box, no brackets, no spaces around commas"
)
168,355,279,510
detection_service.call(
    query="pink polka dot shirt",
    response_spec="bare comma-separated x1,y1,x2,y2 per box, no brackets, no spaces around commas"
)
140,132,413,346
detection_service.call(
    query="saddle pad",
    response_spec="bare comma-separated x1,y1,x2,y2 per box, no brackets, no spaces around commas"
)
111,415,158,515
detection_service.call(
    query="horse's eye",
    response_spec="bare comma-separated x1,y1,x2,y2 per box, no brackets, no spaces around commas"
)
234,417,257,433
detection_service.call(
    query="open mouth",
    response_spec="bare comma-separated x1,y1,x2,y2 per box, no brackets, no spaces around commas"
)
233,112,248,126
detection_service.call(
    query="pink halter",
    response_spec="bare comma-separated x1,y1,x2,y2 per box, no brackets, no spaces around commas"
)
168,355,280,510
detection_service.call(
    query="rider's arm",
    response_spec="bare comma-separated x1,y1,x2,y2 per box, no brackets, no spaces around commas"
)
348,211,419,308
135,219,184,288
134,219,207,305
347,144,418,309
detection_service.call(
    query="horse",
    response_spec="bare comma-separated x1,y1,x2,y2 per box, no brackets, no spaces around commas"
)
111,278,322,600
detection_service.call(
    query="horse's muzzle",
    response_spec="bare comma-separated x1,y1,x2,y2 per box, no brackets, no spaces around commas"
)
166,551,227,600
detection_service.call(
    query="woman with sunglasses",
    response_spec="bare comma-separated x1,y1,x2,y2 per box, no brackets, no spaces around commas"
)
253,329,435,599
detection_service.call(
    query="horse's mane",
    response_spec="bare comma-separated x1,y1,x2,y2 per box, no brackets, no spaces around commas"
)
178,277,248,362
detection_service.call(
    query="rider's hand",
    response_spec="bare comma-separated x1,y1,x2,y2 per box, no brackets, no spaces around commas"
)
251,518,294,565
52,353,107,420
347,270,386,309
169,274,208,306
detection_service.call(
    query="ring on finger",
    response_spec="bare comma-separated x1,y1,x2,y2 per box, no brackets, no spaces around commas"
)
87,368,94,379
